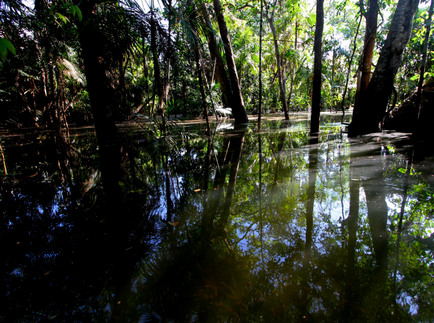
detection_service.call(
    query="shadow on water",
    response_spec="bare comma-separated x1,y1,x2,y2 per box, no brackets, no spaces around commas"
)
2,115,434,322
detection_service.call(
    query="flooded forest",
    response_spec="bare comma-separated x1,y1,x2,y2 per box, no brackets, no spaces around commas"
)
2,0,434,321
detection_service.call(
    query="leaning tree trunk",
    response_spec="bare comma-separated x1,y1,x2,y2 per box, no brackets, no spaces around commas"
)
310,0,324,135
213,0,248,123
267,12,289,120
349,0,419,136
200,1,233,108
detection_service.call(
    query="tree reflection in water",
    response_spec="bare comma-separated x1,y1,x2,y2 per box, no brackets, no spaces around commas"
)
2,120,434,322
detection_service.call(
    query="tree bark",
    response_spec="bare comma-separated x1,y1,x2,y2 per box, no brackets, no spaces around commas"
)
310,0,324,134
349,0,420,136
213,0,249,123
354,0,379,109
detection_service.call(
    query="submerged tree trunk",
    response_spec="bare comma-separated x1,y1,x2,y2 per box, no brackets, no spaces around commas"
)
310,0,324,134
267,8,289,120
213,0,248,123
349,0,419,136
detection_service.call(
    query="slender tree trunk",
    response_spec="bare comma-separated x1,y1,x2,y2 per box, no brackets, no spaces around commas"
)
310,0,324,134
349,0,420,136
331,48,336,112
288,20,298,111
150,9,167,134
354,0,379,109
258,0,264,130
195,47,211,135
213,0,248,123
267,11,289,120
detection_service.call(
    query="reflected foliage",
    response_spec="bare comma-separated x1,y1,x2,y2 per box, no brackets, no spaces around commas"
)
2,117,434,321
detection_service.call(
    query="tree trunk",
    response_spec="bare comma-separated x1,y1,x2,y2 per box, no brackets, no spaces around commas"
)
213,0,248,123
195,47,211,135
258,0,264,130
349,0,419,136
199,1,233,108
331,48,336,111
267,12,290,120
310,0,324,134
77,0,122,200
354,0,379,110
341,14,362,120
415,0,434,133
288,20,298,112
150,9,167,134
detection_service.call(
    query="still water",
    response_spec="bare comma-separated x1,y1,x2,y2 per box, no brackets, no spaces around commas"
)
2,113,434,322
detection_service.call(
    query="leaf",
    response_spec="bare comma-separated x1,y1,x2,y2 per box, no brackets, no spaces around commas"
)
56,12,69,24
0,38,16,62
168,221,179,226
72,5,82,21
69,4,76,16
194,188,201,192
251,53,259,64
0,45,7,62
4,39,15,55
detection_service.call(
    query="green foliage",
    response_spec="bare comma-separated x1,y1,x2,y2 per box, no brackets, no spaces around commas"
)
0,38,16,63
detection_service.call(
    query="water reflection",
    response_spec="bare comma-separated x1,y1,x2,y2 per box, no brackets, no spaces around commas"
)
2,117,434,322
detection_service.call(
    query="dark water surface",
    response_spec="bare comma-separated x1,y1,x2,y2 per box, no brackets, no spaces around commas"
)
2,113,434,322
